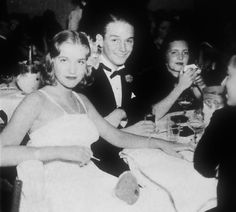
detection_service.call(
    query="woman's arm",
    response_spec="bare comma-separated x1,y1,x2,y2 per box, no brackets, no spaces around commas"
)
152,85,184,121
81,94,192,157
0,92,43,146
0,92,92,166
191,73,206,99
152,68,196,121
0,145,92,167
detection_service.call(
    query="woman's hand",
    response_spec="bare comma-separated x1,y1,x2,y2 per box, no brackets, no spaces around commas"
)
193,74,205,89
178,64,201,91
160,142,195,159
60,146,93,167
122,120,156,137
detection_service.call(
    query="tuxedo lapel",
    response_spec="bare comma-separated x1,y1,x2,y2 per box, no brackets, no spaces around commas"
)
120,71,132,107
95,67,117,106
86,65,117,116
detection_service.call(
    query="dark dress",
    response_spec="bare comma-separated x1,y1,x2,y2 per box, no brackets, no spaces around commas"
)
194,106,236,212
133,65,201,115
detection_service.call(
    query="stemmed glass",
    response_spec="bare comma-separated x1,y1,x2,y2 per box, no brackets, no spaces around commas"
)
188,109,205,143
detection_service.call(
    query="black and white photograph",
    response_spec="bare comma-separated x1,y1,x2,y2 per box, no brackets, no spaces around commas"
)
1,0,236,211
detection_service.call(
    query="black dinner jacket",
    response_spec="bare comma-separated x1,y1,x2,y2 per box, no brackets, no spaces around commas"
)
194,106,236,211
81,64,133,117
75,64,135,177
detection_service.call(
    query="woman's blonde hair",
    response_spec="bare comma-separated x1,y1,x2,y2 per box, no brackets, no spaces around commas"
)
41,30,91,87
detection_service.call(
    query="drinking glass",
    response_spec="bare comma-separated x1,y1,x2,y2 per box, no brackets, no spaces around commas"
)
188,109,205,143
144,113,155,122
167,117,181,143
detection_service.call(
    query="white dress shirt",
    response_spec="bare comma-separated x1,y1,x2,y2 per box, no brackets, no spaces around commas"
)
100,55,124,107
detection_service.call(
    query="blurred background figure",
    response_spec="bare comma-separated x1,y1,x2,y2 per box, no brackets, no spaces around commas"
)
30,9,62,55
197,42,223,86
149,10,173,52
67,0,87,31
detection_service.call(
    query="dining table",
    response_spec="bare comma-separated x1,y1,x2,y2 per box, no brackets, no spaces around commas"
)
0,84,222,211
121,107,219,212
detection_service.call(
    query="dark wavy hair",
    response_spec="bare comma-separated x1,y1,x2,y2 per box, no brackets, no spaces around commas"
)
41,30,91,86
81,6,136,41
160,31,195,65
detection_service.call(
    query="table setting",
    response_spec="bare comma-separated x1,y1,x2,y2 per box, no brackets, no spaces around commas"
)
121,110,217,211
120,87,226,211
0,45,44,120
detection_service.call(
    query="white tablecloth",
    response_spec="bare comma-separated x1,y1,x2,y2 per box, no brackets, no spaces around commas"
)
121,148,217,212
121,109,218,212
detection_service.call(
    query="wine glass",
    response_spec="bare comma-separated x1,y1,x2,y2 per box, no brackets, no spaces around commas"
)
188,109,205,143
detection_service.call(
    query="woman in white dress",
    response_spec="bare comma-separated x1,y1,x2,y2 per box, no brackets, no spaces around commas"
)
0,30,192,212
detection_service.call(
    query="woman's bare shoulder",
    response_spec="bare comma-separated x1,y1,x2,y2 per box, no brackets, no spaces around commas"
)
16,90,47,113
23,91,45,103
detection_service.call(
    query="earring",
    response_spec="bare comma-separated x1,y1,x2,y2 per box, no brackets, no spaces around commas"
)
97,44,102,54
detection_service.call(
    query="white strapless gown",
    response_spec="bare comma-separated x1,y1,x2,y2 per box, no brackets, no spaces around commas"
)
17,109,167,212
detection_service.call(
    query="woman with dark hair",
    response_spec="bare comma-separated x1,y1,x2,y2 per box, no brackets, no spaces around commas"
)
0,30,192,211
134,31,206,121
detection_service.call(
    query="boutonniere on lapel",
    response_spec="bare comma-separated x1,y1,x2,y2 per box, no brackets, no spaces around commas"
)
125,74,133,83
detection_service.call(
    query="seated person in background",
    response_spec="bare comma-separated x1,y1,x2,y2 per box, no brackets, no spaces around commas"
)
194,52,236,212
67,0,87,31
197,42,222,86
134,31,206,121
75,8,156,176
148,10,174,56
0,30,192,211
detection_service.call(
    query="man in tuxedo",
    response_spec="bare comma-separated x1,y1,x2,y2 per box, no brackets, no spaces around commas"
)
76,8,155,176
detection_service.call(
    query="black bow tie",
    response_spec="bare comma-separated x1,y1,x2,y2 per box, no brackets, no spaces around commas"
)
99,63,124,79
110,70,123,79
99,63,111,72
